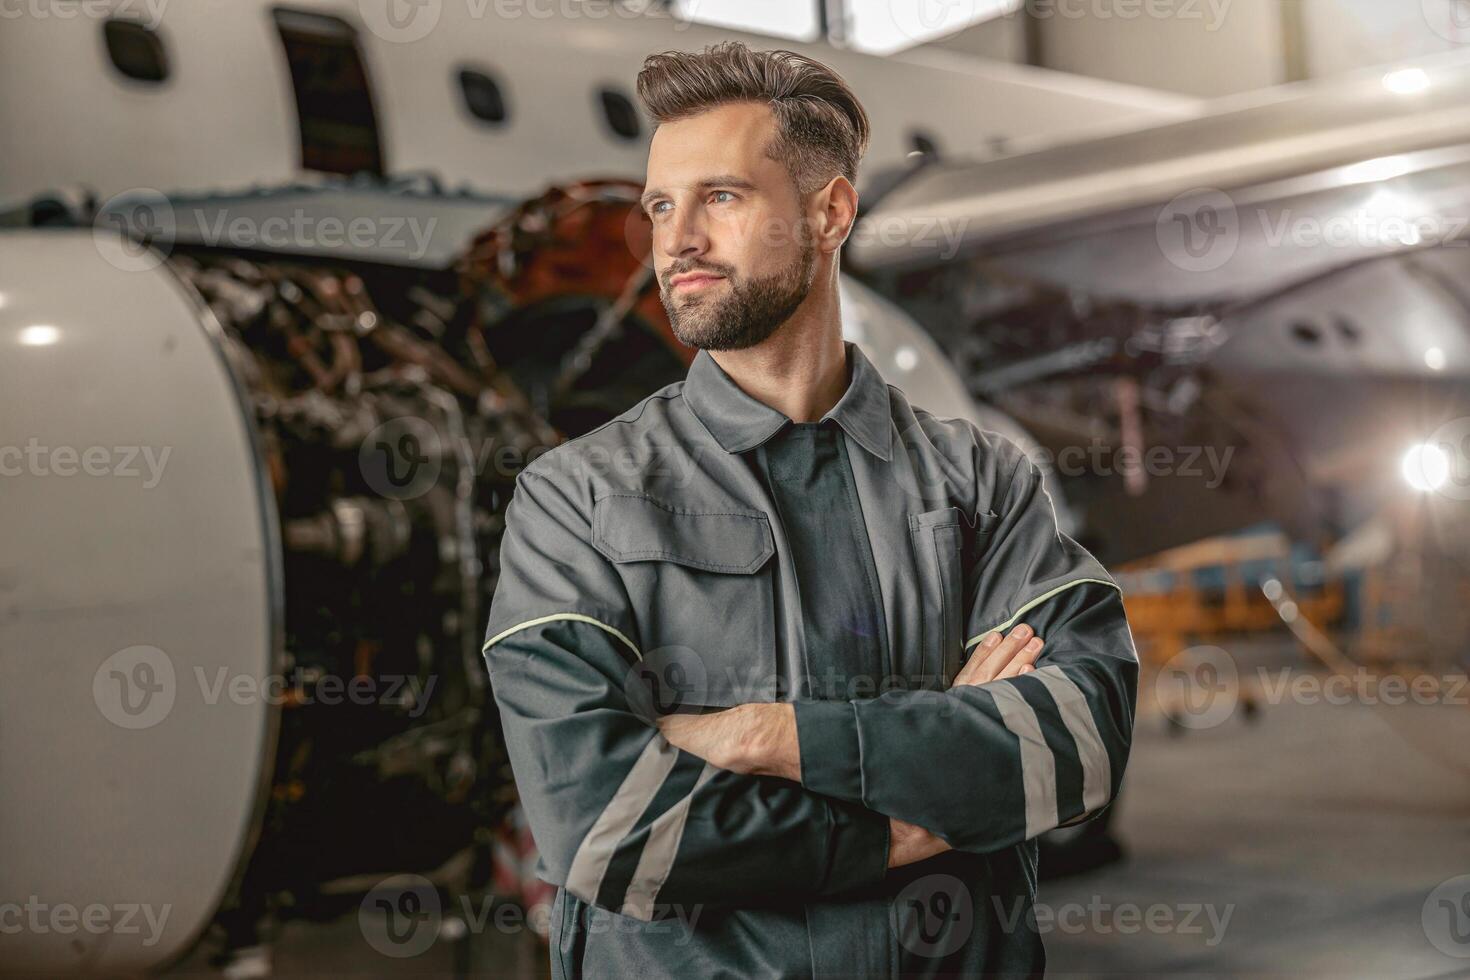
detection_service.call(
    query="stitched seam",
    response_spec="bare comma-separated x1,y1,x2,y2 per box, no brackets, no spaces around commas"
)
553,891,573,980
562,387,683,445
1000,451,1032,513
964,578,1120,649
908,506,961,531
833,433,893,679
593,491,768,520
907,525,929,680
593,548,765,573
934,524,962,678
516,390,685,490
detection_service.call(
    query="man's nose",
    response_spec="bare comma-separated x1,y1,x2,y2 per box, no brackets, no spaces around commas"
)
660,204,709,260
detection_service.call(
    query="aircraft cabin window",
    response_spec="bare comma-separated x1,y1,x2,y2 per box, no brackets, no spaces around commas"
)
1291,321,1323,346
103,19,169,84
598,88,642,141
459,69,509,125
909,130,941,161
271,8,385,177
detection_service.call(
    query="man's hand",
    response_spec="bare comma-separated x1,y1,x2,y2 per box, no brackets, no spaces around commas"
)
887,816,951,867
883,626,1042,868
657,703,801,781
655,626,1041,774
952,623,1043,687
656,627,1043,867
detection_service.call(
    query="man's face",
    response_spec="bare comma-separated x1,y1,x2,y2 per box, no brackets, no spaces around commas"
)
641,101,816,351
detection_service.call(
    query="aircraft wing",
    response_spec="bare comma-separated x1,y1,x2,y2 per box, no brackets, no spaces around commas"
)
849,48,1470,309
846,50,1470,563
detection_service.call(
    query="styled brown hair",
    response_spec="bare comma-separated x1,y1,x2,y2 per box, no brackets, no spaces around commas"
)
636,40,871,197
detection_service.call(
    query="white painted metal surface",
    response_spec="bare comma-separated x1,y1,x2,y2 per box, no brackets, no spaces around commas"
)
852,48,1470,269
0,231,280,974
0,0,1197,206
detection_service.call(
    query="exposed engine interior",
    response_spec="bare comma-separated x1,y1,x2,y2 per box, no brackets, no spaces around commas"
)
138,180,691,959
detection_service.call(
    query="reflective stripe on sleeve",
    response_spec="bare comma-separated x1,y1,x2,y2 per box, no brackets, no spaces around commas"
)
619,763,719,921
985,682,1058,839
964,578,1120,650
565,737,678,903
483,612,642,662
1030,665,1112,813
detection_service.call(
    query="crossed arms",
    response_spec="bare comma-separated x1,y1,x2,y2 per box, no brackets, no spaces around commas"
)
481,458,1139,921
656,623,1050,868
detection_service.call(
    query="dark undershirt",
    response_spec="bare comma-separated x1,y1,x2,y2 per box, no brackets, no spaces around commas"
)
752,419,889,701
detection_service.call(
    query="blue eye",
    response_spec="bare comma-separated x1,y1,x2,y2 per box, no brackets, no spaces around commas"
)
712,191,734,203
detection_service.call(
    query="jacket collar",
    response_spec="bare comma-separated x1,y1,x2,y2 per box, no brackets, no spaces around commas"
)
684,340,893,462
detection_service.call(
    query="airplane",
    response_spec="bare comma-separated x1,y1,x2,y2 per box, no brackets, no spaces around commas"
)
847,49,1470,568
0,1,1203,973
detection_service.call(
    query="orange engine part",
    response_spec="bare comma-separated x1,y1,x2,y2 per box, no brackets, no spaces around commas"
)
458,176,691,368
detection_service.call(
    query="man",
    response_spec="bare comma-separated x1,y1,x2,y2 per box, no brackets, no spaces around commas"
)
482,41,1138,977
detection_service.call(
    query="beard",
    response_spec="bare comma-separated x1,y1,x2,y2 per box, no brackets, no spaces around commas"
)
659,236,816,352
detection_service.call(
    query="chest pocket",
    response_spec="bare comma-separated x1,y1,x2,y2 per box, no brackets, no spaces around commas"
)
909,506,1000,685
592,493,779,710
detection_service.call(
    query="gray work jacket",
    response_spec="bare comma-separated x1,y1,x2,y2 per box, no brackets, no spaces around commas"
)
482,341,1139,977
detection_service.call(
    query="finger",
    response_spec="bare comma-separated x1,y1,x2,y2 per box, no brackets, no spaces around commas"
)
953,631,1002,686
958,624,1034,685
979,624,1035,681
954,627,1018,686
994,637,1044,680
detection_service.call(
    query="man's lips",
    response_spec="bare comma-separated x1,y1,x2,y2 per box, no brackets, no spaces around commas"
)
671,273,725,291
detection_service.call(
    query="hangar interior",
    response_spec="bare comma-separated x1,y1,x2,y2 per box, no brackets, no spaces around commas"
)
1,1,1468,977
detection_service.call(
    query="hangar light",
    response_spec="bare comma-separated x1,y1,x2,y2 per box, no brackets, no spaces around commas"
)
1401,442,1450,493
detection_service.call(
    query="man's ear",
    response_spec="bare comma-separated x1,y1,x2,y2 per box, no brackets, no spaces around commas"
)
810,175,859,253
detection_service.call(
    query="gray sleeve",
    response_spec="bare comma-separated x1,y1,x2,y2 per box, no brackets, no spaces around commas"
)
792,451,1139,852
484,470,889,921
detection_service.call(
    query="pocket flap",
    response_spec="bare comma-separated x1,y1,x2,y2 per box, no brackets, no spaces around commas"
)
592,494,775,575
909,506,963,531
909,506,1000,533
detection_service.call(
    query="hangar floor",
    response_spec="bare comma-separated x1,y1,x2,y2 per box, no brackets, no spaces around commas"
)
171,659,1470,978
1043,673,1470,978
